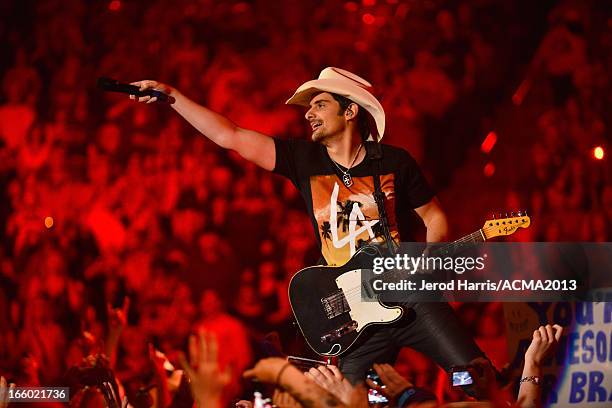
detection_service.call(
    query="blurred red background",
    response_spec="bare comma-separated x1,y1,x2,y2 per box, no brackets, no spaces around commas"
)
0,0,609,403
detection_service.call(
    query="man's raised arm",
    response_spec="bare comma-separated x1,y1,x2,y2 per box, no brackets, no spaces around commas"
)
130,80,276,171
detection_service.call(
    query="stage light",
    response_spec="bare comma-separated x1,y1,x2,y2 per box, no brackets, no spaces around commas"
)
481,131,497,154
45,216,54,229
109,0,121,11
484,162,495,177
363,0,376,6
344,2,358,12
593,146,604,160
362,13,375,25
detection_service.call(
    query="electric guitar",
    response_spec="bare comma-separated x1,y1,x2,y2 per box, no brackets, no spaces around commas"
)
288,213,531,356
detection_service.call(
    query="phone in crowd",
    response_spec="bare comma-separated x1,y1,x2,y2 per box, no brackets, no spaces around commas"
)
450,365,474,386
366,368,389,404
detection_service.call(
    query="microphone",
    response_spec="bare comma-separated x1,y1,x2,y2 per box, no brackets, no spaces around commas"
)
97,77,175,104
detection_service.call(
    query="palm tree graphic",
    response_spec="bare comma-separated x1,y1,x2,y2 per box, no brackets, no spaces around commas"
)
320,221,332,250
336,199,364,232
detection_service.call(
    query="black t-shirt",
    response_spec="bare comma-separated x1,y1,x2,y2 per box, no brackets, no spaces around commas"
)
273,138,434,266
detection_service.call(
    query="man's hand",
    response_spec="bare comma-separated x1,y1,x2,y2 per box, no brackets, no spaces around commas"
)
0,377,16,408
524,324,563,368
348,384,369,408
305,365,353,405
243,358,288,384
129,81,175,104
179,331,231,408
272,389,302,408
107,297,130,331
365,363,413,402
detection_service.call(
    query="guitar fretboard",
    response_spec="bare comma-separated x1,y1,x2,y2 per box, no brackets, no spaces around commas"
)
381,229,486,280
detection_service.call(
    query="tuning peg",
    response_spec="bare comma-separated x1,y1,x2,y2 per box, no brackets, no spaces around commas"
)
492,213,496,219
511,211,515,217
499,213,502,219
517,210,522,216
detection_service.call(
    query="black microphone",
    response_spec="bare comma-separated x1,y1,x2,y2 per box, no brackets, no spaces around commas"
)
97,77,175,104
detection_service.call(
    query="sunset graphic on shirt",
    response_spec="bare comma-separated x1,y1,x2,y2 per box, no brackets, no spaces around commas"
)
310,174,399,266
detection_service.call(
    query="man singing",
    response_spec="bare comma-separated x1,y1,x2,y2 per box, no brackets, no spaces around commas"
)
131,67,488,384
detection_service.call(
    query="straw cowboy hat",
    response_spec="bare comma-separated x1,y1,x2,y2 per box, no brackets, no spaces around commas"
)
286,67,385,142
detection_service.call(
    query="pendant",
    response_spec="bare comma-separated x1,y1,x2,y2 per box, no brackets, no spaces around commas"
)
342,173,353,188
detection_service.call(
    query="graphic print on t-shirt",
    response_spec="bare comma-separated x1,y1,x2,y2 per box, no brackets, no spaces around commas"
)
311,173,399,266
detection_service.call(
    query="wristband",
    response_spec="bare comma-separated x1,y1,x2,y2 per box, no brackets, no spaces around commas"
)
520,376,541,385
397,387,416,407
275,363,292,386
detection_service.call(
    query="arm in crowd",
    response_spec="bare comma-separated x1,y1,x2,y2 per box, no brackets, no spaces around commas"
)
305,365,354,406
149,345,171,408
105,297,130,369
129,81,276,171
0,376,15,408
517,324,563,408
244,358,345,408
179,331,231,408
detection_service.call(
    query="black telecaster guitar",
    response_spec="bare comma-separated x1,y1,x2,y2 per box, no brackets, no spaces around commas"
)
288,213,531,356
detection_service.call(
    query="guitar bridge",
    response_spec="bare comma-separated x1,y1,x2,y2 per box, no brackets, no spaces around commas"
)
321,290,350,319
320,320,358,343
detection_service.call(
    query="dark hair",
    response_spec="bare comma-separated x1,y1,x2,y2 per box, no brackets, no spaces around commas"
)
331,93,371,142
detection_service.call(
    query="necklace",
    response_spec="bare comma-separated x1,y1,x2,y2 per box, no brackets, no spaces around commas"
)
330,144,363,188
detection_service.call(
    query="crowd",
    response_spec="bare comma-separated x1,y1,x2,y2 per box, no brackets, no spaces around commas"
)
0,0,609,406
0,324,564,407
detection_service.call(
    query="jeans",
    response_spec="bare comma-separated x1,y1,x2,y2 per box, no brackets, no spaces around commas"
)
338,302,484,384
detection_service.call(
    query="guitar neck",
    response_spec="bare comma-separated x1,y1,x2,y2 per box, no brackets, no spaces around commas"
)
429,229,487,258
380,229,486,280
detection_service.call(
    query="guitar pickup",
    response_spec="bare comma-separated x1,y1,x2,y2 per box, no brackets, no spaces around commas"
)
321,290,350,319
320,321,358,343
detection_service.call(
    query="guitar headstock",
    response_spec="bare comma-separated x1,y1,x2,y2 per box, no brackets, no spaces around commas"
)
482,211,531,239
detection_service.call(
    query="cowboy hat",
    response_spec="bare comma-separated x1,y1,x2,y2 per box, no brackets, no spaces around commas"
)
285,67,385,141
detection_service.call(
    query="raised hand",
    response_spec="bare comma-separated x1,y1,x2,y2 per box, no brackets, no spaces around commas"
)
244,359,345,408
0,376,16,408
129,81,174,104
107,297,130,330
305,365,353,405
366,363,414,403
524,324,563,367
348,384,369,408
179,331,231,408
149,344,171,408
518,324,564,408
272,389,302,408
242,357,288,385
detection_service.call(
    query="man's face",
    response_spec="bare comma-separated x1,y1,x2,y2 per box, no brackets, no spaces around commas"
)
305,92,346,142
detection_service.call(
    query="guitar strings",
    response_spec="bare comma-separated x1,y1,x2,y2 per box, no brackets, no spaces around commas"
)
331,222,525,303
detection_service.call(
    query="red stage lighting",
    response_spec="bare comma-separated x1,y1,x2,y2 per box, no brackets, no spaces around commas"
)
344,2,358,12
481,131,497,154
362,13,376,25
484,162,495,177
363,0,376,6
45,216,54,229
593,146,604,160
109,0,121,11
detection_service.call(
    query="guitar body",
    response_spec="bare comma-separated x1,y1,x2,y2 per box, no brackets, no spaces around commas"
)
288,214,531,357
288,245,403,356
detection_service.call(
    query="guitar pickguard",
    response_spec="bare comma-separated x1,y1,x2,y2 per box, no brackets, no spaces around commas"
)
335,269,403,332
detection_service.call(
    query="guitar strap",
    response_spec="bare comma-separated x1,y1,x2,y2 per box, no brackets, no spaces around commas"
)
366,141,398,256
